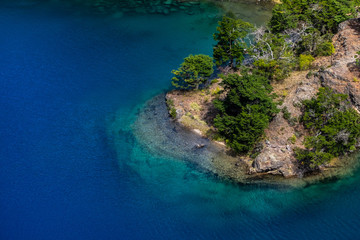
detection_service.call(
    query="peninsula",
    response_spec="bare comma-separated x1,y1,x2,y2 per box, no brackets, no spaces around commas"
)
166,0,360,180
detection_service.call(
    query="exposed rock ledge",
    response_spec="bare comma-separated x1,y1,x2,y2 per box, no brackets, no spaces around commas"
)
166,18,360,179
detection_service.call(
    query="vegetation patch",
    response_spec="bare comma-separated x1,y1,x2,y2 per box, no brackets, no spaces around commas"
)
356,51,360,66
288,134,297,144
213,71,279,153
179,115,209,134
281,106,291,120
166,99,177,119
295,88,360,168
299,54,315,71
190,102,201,111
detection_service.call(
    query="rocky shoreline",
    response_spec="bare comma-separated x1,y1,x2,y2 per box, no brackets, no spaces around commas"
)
165,18,360,180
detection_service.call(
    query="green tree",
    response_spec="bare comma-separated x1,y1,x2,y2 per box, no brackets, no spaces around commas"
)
213,16,253,69
171,54,214,90
213,71,278,153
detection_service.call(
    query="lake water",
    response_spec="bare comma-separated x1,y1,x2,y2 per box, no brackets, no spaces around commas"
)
1,1,360,239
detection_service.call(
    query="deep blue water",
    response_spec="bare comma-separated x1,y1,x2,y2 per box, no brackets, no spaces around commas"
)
1,1,360,240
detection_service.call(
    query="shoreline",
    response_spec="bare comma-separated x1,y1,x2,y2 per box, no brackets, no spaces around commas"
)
132,93,360,187
163,17,360,183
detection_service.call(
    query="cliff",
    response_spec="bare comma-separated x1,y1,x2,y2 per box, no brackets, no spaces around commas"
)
166,18,360,179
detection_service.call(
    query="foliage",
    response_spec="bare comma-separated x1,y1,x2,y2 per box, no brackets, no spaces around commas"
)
171,54,214,90
166,99,177,119
289,134,297,144
210,79,219,84
315,41,335,56
282,106,291,120
213,71,278,153
270,0,357,35
269,0,352,59
356,51,360,66
211,87,221,96
213,15,253,69
248,28,296,81
296,88,360,167
190,102,201,111
299,54,315,70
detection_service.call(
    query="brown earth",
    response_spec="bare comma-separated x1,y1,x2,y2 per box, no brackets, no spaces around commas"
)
166,18,360,179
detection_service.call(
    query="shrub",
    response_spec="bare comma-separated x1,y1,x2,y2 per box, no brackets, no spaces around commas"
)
355,51,360,66
282,107,291,120
253,59,294,82
211,87,221,96
170,108,177,119
211,79,219,84
166,99,177,119
289,134,297,144
190,102,201,111
306,71,313,79
299,54,315,70
281,90,288,98
315,42,335,56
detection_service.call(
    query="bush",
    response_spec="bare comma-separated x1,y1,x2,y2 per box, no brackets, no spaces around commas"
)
253,59,294,81
282,107,291,120
315,42,335,56
299,54,315,70
166,99,177,119
289,134,297,144
211,87,221,96
355,51,360,66
210,79,219,84
190,102,201,111
170,108,177,119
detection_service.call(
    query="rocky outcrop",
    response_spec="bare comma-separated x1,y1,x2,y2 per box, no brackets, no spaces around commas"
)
319,18,360,111
252,144,297,177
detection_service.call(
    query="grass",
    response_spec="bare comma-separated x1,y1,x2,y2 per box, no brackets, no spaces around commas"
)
190,102,201,111
179,115,209,134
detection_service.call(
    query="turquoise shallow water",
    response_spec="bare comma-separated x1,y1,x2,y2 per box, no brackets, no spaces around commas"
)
1,1,360,239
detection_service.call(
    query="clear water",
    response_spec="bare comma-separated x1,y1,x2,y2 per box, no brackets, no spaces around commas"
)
1,1,360,239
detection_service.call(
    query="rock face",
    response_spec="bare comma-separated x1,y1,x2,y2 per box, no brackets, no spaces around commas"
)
167,18,360,179
252,143,297,178
319,18,360,112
